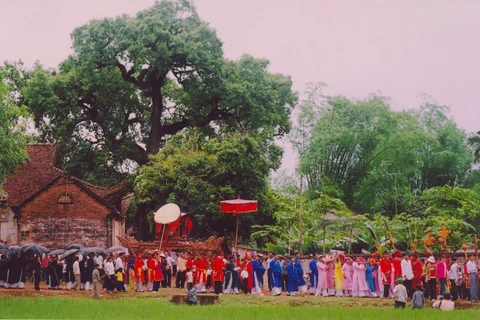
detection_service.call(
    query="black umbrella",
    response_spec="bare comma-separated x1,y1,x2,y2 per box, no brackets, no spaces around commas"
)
49,249,65,256
22,243,50,256
65,243,84,250
60,248,79,260
83,247,107,255
8,245,22,254
106,246,129,255
0,243,7,250
0,248,10,255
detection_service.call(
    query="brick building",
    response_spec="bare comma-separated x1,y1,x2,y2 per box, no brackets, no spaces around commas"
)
0,144,131,249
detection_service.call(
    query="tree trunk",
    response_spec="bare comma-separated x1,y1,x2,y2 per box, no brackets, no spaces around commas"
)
135,202,153,241
146,81,164,155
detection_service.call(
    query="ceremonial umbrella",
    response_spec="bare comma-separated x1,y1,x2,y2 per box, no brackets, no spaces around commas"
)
60,248,80,260
22,243,50,257
49,249,65,256
154,203,181,251
220,198,258,252
106,246,129,255
8,245,22,254
65,243,84,250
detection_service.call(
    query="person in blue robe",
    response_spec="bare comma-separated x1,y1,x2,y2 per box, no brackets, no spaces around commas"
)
270,253,283,296
251,256,266,295
365,259,376,296
308,254,318,294
286,257,299,295
294,253,307,294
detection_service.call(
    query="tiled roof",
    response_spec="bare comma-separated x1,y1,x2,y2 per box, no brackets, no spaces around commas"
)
3,144,128,217
3,144,62,207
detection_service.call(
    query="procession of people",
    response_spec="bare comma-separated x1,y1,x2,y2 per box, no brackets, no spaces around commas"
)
0,245,479,308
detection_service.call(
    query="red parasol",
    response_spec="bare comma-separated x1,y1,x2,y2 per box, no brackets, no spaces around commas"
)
220,198,258,252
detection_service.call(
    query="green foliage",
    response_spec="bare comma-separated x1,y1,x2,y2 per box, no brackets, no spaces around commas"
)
0,78,28,188
8,0,295,239
135,130,275,238
295,84,474,218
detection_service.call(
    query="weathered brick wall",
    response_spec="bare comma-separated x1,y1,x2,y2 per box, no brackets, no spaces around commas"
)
19,179,111,249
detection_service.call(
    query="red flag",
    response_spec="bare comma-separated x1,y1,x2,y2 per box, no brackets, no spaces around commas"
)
185,217,193,235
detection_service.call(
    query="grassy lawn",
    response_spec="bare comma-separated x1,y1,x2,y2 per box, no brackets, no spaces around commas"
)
1,293,479,319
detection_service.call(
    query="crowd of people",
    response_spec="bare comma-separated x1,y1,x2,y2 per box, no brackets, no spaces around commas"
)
0,248,479,308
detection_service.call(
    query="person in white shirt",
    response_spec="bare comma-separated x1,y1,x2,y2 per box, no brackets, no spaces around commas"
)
104,256,116,293
432,292,455,311
165,254,174,288
393,278,408,308
94,254,104,269
115,253,125,271
448,258,460,301
401,254,413,297
466,255,478,302
176,252,187,288
71,256,81,290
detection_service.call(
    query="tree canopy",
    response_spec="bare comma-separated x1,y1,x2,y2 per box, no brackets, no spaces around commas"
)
135,130,278,240
0,75,28,189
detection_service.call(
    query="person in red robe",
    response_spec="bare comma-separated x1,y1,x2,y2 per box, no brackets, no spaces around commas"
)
392,251,403,283
410,254,423,290
379,253,392,298
134,252,145,292
152,252,164,292
146,253,155,292
241,252,254,294
195,256,208,293
212,251,225,294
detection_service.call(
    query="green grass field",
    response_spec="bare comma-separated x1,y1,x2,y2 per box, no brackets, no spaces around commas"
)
1,294,479,319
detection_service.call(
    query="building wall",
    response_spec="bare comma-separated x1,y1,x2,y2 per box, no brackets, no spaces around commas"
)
0,208,17,245
19,179,111,249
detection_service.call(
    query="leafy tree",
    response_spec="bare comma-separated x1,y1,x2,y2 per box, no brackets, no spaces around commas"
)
0,78,28,189
135,130,278,240
467,131,480,163
14,0,295,238
295,85,474,216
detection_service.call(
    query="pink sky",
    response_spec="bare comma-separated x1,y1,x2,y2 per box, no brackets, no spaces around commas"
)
1,0,479,171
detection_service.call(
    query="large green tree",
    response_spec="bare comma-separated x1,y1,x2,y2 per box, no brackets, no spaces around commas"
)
13,0,295,238
0,76,28,189
294,85,473,215
135,130,279,240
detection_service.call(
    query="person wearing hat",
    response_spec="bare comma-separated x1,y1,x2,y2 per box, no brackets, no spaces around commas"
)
393,277,407,308
251,253,266,295
425,256,437,300
432,292,455,311
270,253,283,296
294,252,307,296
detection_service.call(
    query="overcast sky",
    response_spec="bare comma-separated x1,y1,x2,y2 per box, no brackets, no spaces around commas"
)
1,0,479,172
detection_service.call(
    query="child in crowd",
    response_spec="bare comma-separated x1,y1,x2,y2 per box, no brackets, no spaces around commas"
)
206,265,212,290
187,284,198,305
393,278,407,309
240,266,249,295
411,285,424,309
116,268,126,292
186,267,194,291
128,266,135,292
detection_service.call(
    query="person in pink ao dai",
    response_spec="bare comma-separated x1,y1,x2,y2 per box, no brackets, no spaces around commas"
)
352,257,369,297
